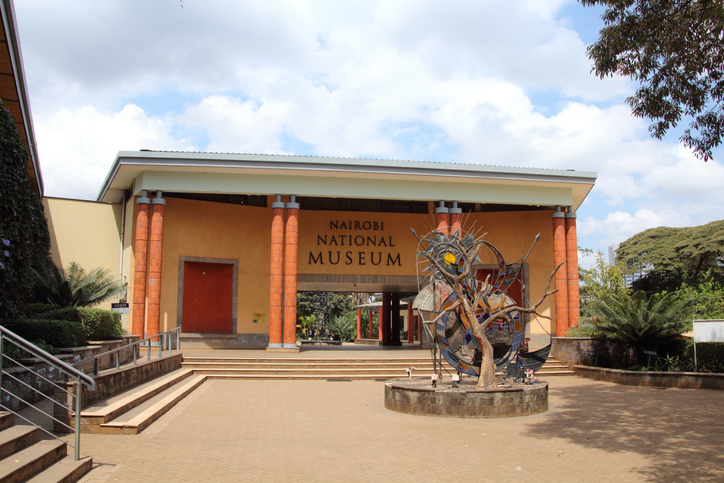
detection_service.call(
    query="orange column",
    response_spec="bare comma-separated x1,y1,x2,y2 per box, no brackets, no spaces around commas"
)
268,195,285,348
147,191,166,343
132,191,151,337
435,201,449,237
450,201,462,237
407,302,413,343
378,305,384,341
283,196,300,348
566,210,580,329
552,206,569,337
417,311,421,343
356,308,362,340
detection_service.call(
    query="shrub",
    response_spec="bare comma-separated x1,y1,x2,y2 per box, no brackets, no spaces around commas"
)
326,312,356,341
36,307,123,341
584,290,693,365
683,340,724,373
24,303,55,318
4,320,86,349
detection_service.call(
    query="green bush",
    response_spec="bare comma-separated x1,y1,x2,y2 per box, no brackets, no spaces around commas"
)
24,303,55,318
36,307,123,341
683,341,724,373
326,312,356,341
4,320,86,349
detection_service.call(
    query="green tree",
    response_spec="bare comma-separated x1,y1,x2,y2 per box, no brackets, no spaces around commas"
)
0,99,52,324
615,220,724,294
585,290,693,364
296,292,352,324
579,249,629,317
32,262,127,308
581,0,724,161
675,271,724,319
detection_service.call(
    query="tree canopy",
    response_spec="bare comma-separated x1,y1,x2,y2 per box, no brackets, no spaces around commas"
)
581,0,724,161
579,249,629,317
615,219,724,293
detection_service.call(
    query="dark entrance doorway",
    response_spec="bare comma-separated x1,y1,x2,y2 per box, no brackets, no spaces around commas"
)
182,261,233,333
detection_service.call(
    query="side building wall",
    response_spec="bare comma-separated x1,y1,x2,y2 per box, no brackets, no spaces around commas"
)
43,197,126,313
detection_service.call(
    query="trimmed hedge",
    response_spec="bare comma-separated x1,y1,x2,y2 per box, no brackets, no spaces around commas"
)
4,320,86,349
24,303,55,318
36,307,123,341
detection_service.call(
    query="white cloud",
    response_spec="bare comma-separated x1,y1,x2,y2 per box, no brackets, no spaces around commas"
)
12,0,724,255
36,105,194,199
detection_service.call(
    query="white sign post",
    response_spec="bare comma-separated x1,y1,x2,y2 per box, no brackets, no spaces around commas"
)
692,320,724,371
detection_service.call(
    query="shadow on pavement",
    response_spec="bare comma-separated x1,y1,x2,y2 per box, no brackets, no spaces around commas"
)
530,378,724,481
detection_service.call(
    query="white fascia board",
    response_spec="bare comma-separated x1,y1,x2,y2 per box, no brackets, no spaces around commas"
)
98,151,596,209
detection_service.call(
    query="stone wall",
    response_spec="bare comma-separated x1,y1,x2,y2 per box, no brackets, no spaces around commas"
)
551,337,595,367
574,365,724,390
0,335,140,412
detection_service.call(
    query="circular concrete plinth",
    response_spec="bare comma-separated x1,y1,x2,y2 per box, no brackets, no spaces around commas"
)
384,379,548,418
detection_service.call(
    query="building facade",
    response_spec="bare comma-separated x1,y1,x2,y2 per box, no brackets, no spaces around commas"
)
49,151,595,349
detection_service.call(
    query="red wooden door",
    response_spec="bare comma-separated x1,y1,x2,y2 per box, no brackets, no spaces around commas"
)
182,262,233,333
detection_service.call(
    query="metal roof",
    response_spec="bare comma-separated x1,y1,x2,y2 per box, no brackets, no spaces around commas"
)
97,150,597,210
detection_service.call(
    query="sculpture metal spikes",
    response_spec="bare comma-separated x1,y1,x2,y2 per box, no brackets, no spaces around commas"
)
412,227,561,389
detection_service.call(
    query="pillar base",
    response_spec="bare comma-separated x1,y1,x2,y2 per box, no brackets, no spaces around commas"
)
266,346,300,353
267,343,283,349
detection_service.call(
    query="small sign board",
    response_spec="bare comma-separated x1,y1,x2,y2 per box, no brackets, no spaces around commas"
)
252,313,265,324
111,303,129,314
693,319,724,343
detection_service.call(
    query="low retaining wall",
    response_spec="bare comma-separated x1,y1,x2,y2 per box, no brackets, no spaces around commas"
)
384,379,548,418
1,336,140,411
574,365,724,390
551,337,594,367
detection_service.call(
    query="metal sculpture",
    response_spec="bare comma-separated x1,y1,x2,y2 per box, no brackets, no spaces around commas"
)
412,226,561,388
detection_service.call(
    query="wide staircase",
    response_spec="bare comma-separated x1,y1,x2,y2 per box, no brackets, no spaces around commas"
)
0,412,92,482
180,355,574,379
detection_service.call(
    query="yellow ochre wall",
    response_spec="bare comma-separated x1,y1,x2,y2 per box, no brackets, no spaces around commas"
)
43,197,125,311
296,209,554,334
150,197,272,336
136,199,557,336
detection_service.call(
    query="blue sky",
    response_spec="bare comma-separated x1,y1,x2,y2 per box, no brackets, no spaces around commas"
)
14,0,724,267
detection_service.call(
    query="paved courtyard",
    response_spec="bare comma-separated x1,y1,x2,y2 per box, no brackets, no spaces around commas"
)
75,360,724,483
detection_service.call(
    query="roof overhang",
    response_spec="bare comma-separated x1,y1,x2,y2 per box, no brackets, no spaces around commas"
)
1,0,43,197
97,151,597,211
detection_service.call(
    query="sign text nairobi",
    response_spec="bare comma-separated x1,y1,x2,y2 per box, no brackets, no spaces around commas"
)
307,220,401,266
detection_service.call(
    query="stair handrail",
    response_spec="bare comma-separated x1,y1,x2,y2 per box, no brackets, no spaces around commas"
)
71,327,181,376
0,325,96,461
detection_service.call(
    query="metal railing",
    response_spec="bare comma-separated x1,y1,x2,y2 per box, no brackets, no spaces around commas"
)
71,327,181,376
0,326,96,461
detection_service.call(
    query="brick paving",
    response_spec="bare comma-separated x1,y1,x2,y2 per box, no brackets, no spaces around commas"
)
76,349,724,482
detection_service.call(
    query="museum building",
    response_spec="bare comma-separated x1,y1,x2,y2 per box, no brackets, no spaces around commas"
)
45,151,596,349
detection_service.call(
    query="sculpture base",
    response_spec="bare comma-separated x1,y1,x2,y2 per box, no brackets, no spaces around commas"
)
384,378,548,418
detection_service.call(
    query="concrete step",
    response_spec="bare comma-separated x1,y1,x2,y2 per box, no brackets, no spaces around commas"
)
190,367,434,377
0,439,66,483
183,362,436,370
182,355,572,379
0,414,14,432
0,425,41,460
98,374,207,435
79,368,194,428
24,456,93,483
183,357,434,364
